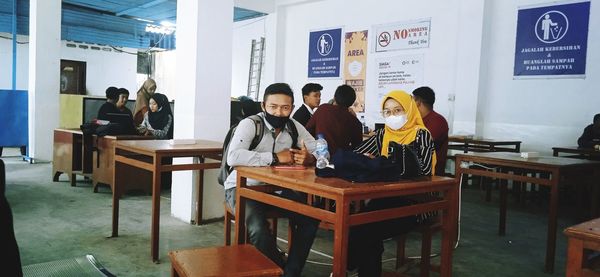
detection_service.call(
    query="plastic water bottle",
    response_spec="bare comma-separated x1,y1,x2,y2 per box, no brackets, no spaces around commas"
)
315,134,330,169
360,115,369,134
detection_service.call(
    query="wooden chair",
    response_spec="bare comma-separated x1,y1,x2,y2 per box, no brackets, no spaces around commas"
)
169,245,282,277
224,203,291,251
395,217,442,277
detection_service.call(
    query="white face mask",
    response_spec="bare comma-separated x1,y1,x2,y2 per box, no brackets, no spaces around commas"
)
385,114,407,130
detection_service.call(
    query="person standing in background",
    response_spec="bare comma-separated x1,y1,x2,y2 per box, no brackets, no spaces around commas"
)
292,83,322,126
133,78,157,125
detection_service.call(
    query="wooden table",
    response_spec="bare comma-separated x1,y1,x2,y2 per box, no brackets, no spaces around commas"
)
92,135,153,193
52,128,93,186
455,152,600,273
234,166,458,277
564,217,600,277
111,139,222,262
448,136,521,153
553,146,600,160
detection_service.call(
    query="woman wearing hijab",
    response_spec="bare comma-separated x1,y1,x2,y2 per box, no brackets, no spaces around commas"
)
137,93,173,139
133,78,157,125
348,90,437,276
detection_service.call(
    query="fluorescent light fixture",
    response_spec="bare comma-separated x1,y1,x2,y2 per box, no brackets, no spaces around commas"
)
145,24,175,35
160,20,175,27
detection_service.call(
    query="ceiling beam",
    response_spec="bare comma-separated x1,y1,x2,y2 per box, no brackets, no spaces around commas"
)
115,0,170,17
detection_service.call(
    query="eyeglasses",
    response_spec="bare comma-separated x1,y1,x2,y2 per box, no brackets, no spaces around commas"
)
382,107,404,118
265,104,293,113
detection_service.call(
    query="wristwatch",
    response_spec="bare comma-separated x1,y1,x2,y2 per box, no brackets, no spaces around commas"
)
271,153,279,166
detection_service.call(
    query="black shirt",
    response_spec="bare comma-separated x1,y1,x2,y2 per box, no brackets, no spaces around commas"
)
292,105,312,127
578,124,600,148
97,102,120,121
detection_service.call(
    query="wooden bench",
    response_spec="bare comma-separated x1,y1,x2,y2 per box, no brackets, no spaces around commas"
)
564,218,600,277
168,245,282,277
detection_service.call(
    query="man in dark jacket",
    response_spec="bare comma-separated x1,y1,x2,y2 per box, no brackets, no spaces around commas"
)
578,113,600,148
292,83,322,126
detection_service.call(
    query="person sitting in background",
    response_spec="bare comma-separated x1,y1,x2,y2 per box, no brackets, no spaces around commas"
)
412,86,449,175
305,84,362,155
97,86,120,120
133,78,157,125
578,113,600,148
292,83,322,126
349,90,436,276
116,88,133,116
231,96,261,126
137,93,174,139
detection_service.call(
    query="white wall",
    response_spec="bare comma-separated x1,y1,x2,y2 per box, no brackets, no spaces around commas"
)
261,0,485,130
61,42,138,97
231,16,268,98
153,50,177,101
478,0,600,153
248,0,598,155
0,33,138,98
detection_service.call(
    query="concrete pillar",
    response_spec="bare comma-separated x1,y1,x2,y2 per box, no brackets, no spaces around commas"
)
172,0,233,222
28,0,61,161
450,0,486,136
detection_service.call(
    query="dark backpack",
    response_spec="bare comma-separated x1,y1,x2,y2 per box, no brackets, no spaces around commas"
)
217,115,299,186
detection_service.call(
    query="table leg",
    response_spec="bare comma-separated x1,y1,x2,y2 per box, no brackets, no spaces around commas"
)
591,168,600,218
441,182,458,277
565,237,584,277
234,175,247,245
332,197,350,277
453,156,464,244
111,158,123,237
195,157,205,225
545,169,560,273
151,154,162,263
70,173,76,187
499,172,507,236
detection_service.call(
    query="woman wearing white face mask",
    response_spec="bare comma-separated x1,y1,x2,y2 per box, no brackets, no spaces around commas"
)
348,90,436,276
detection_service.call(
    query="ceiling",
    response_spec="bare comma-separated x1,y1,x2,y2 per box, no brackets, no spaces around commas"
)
0,0,266,50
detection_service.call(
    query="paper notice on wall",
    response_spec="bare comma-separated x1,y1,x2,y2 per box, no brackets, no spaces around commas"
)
343,30,368,113
371,54,423,120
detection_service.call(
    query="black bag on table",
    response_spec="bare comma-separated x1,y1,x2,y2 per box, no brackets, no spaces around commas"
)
316,141,422,183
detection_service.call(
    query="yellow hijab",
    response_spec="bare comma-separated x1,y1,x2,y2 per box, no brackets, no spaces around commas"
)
381,90,437,174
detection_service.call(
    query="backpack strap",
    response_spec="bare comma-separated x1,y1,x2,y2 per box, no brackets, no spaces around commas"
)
286,120,299,149
247,114,264,150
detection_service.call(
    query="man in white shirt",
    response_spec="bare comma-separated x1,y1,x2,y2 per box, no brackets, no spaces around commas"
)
224,83,318,277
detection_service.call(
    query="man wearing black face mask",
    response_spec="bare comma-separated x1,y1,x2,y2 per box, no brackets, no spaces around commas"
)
223,83,319,277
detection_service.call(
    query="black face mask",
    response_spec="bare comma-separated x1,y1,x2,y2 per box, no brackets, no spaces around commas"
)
264,112,289,129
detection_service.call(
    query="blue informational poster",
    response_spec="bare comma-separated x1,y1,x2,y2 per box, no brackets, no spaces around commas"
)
308,28,342,78
514,1,590,78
